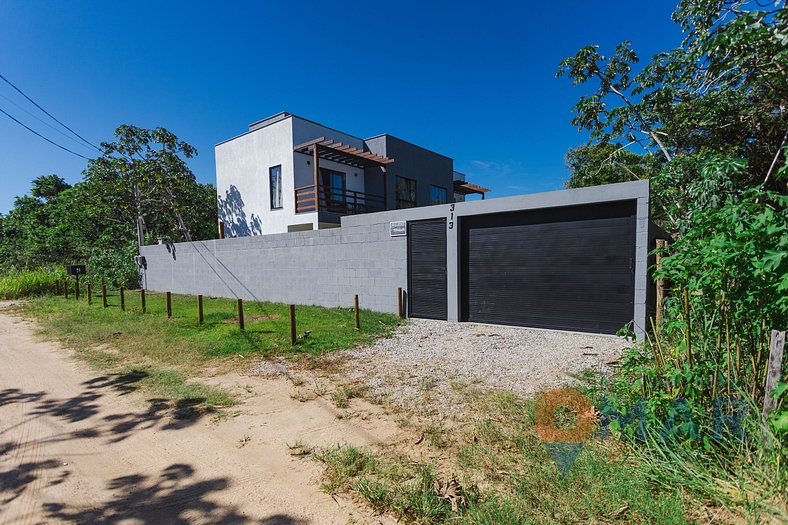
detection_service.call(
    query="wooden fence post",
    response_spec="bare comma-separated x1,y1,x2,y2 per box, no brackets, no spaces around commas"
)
64,278,69,299
166,291,172,318
101,278,107,308
198,295,204,324
237,299,244,331
655,239,666,326
75,278,80,300
763,330,786,419
397,287,403,319
354,294,360,330
87,283,92,305
289,304,296,346
140,289,146,314
55,280,60,296
120,287,125,311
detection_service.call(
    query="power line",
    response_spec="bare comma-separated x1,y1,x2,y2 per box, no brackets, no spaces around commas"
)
0,92,97,153
0,72,101,151
0,106,91,160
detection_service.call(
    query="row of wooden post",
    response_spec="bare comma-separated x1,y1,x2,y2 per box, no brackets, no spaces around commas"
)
61,279,406,346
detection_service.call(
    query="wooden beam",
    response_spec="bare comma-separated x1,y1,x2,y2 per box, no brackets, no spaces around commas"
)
313,144,320,212
293,136,326,151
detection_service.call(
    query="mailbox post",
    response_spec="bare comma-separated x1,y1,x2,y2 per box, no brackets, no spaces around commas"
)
66,265,86,300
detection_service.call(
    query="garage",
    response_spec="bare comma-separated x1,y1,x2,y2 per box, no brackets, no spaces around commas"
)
460,200,636,334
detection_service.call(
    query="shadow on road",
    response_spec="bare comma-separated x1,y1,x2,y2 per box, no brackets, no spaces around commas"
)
0,372,222,514
42,463,310,524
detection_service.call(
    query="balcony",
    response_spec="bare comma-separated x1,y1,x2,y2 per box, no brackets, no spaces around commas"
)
295,185,386,215
293,137,394,217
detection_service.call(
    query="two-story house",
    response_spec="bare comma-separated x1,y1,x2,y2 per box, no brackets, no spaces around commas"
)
215,112,488,236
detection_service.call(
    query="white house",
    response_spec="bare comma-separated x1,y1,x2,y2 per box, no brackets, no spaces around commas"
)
215,112,489,236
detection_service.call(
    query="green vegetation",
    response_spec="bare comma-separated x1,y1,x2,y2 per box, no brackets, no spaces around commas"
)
17,292,401,410
313,388,689,525
0,266,66,299
0,126,217,288
559,1,787,521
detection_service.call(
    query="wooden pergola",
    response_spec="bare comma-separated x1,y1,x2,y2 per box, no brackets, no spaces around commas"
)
454,181,491,199
293,137,395,213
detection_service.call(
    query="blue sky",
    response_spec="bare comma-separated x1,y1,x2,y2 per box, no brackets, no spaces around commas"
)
0,1,681,213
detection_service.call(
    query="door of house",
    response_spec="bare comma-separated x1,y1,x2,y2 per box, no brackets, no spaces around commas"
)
320,169,346,212
407,218,447,320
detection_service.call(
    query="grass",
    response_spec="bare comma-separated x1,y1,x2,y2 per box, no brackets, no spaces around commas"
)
0,267,66,299
312,387,692,525
14,291,401,412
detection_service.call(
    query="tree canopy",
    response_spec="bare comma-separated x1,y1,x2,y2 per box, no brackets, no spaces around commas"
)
558,0,787,232
0,125,217,286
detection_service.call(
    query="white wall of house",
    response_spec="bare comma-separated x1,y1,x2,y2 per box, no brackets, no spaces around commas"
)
216,117,303,236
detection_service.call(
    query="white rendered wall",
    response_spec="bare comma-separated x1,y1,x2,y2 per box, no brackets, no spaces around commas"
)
215,118,304,235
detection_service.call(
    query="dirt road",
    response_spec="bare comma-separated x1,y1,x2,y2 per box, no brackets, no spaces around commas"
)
0,305,398,524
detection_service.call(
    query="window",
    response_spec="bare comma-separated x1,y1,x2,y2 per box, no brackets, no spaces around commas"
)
429,185,447,205
395,176,417,209
269,165,282,209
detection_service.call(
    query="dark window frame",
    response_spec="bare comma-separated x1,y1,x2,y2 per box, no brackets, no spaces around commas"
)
269,165,283,210
429,185,448,205
395,176,417,209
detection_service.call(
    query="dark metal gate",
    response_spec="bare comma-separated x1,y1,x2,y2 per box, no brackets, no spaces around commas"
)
460,201,636,334
407,218,447,320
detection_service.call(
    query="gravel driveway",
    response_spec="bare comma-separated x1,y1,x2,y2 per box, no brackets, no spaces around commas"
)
339,319,629,411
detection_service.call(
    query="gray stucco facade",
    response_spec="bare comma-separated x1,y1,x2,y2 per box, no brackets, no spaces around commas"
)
141,180,653,339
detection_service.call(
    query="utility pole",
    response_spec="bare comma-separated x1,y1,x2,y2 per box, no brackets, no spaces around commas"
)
131,160,144,248
134,182,144,247
164,185,192,242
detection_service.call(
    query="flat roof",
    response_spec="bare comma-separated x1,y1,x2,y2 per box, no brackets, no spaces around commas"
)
216,112,453,161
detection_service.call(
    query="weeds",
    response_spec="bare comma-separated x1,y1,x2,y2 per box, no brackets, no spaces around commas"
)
312,387,689,524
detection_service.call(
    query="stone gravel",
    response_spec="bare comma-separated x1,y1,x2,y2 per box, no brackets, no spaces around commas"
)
337,319,629,411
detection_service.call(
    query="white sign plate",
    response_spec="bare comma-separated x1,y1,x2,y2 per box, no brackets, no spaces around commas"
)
390,221,407,237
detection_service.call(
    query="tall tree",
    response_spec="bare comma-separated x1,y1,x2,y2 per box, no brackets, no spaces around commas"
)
558,0,787,232
0,126,217,286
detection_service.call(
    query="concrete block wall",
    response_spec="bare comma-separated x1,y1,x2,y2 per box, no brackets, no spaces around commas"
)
141,180,653,338
140,220,407,314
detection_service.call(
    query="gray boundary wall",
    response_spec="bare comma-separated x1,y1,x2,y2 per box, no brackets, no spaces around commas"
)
140,180,652,338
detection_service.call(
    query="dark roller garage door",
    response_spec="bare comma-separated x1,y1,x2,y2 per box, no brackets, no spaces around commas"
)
408,218,447,320
461,201,636,334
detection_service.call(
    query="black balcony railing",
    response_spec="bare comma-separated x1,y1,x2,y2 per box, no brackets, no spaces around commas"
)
295,185,386,215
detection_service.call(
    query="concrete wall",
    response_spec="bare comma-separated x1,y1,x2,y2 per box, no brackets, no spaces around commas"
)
140,221,407,315
215,117,297,236
365,135,454,209
143,180,651,338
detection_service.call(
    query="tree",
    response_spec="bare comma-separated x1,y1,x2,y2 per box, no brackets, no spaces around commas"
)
558,0,787,232
564,142,657,189
79,125,215,247
0,125,217,286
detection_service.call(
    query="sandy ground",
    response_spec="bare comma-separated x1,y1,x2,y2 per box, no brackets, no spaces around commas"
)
0,305,400,525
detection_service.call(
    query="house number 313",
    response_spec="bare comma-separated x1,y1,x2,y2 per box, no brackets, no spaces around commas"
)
448,204,455,229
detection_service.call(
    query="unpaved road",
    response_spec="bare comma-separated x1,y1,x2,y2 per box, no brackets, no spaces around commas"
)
0,306,398,524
